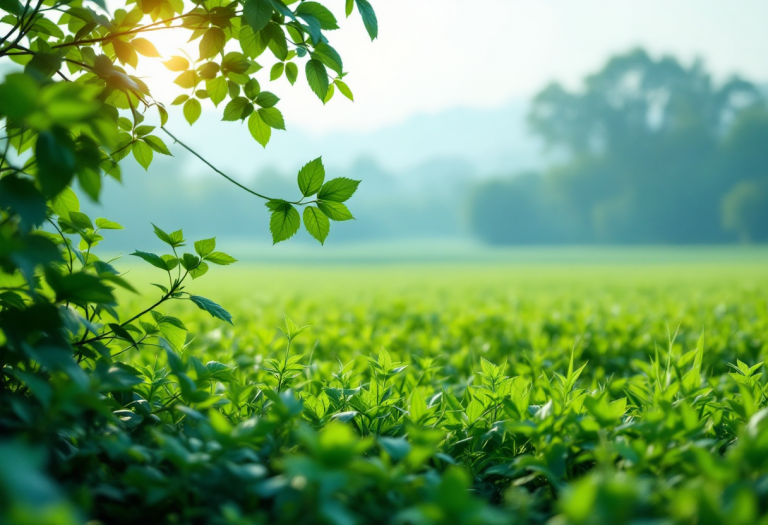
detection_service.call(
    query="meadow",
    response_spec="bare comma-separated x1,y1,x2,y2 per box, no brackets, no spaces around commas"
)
71,253,768,524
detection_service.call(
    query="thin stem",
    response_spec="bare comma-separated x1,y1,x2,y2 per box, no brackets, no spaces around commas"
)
0,0,31,47
0,0,44,57
161,127,272,201
47,217,74,273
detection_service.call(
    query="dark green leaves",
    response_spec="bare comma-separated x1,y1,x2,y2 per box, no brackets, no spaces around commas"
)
306,59,329,102
0,175,46,229
355,0,378,40
267,200,300,244
312,43,343,76
296,2,339,30
36,128,76,197
46,269,114,305
258,107,285,130
189,295,233,324
200,28,226,60
263,22,288,60
303,206,330,244
318,177,360,202
244,0,274,33
223,97,252,121
131,250,168,270
298,157,325,196
0,73,39,120
255,91,279,108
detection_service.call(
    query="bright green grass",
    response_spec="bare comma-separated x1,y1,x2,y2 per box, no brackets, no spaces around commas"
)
68,256,768,524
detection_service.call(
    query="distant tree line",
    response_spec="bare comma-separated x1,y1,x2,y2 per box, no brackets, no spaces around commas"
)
469,49,768,244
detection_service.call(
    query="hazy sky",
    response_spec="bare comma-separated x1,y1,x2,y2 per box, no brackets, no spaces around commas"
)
140,0,768,137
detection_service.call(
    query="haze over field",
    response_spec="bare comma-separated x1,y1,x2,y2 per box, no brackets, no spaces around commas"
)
72,0,768,252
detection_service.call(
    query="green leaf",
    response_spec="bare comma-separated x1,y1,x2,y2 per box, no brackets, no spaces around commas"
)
164,56,190,71
335,79,354,101
194,238,216,257
0,73,39,120
317,200,354,221
312,42,343,75
152,223,184,247
181,253,201,271
95,218,123,230
285,62,298,85
206,76,228,106
297,157,325,196
143,136,172,156
305,59,329,102
199,27,226,60
174,70,198,89
269,62,284,81
223,97,252,121
131,250,168,270
222,51,251,74
239,25,268,58
257,107,285,130
131,37,161,57
69,211,93,230
205,252,237,265
0,175,46,229
318,177,360,202
244,0,274,33
132,140,153,170
244,78,261,100
295,1,338,30
134,125,155,137
36,128,76,197
161,254,179,271
189,261,208,279
255,91,280,108
51,187,80,220
345,0,354,17
303,206,330,244
113,40,138,68
355,0,378,40
189,295,233,324
268,201,300,244
410,388,427,423
46,270,114,305
184,98,202,125
263,22,288,60
248,111,271,147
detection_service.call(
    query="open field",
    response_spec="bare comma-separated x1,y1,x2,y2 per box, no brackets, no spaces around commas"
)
76,253,768,524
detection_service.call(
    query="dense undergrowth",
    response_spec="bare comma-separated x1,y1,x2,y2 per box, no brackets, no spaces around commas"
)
3,258,767,525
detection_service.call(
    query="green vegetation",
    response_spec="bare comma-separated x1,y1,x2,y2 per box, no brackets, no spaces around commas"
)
2,0,767,523
469,49,768,244
4,254,768,524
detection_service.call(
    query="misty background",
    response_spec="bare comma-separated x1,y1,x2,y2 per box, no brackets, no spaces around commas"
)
74,0,768,256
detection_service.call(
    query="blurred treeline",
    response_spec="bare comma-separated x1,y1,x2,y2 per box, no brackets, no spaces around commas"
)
469,49,768,244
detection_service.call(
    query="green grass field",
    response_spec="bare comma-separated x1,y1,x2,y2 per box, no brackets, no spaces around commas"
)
82,253,768,524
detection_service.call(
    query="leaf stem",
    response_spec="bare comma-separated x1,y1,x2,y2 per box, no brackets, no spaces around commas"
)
160,126,272,201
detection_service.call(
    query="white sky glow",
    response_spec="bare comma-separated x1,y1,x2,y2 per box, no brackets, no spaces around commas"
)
131,0,768,136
